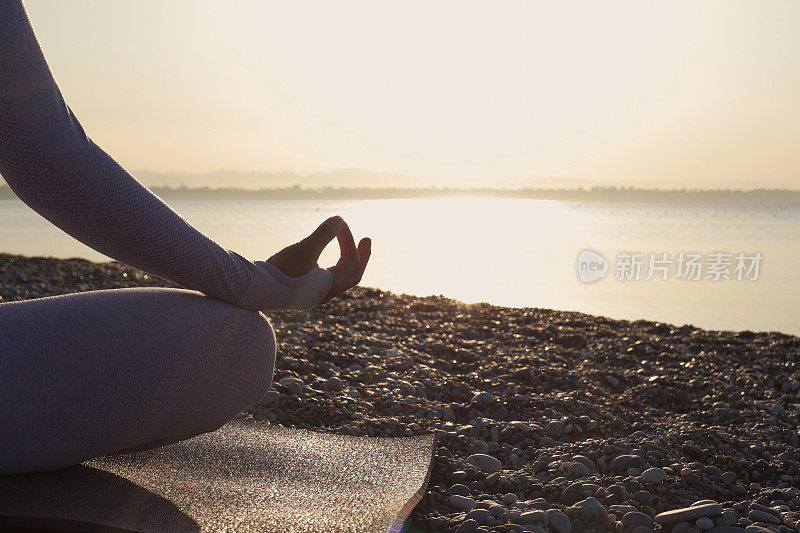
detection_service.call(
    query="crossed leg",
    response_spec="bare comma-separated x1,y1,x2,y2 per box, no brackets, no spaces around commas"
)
0,287,276,475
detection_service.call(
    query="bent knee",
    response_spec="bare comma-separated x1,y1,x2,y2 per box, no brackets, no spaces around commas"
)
221,306,276,408
243,310,277,396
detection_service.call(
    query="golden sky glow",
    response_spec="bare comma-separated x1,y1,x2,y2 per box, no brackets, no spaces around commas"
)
23,0,800,188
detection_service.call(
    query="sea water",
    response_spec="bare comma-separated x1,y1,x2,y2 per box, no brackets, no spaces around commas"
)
1,197,798,335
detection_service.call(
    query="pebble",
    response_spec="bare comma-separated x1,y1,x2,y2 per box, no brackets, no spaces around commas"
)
567,461,591,478
697,517,715,530
442,406,455,421
721,510,739,527
466,453,502,473
640,467,667,484
561,482,586,505
634,490,653,506
489,504,506,518
517,511,547,526
502,493,517,505
546,510,572,533
465,508,492,524
568,497,608,529
572,455,595,471
324,376,344,391
521,525,545,533
623,511,655,530
609,454,643,472
545,421,564,438
630,527,652,533
748,504,779,519
471,391,493,405
450,470,467,482
260,390,279,405
455,518,479,533
277,377,304,395
656,504,724,525
744,526,778,533
747,511,780,526
450,483,471,496
449,495,477,510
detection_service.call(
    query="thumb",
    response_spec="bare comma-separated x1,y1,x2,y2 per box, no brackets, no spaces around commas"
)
299,216,344,260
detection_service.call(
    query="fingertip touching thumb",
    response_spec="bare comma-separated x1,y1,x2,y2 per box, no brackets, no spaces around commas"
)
305,215,344,256
325,215,345,236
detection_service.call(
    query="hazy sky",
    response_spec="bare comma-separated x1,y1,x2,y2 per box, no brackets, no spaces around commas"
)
22,0,800,188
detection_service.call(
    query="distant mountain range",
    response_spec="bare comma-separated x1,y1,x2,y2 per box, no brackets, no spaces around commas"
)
129,169,607,190
131,168,432,190
1,167,796,192
2,182,799,203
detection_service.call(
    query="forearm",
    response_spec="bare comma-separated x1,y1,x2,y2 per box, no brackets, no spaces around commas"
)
0,0,331,310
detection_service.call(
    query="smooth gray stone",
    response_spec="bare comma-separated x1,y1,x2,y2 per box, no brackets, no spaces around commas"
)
721,511,739,527
748,511,781,526
693,500,720,507
502,493,518,505
567,462,591,478
467,453,503,473
672,522,693,533
656,504,724,525
278,376,304,395
516,510,547,526
609,454,643,472
456,518,480,533
466,509,492,524
450,495,477,510
568,497,608,529
610,505,638,515
697,517,715,530
745,525,779,533
547,510,572,533
561,482,586,505
623,511,655,529
640,467,667,484
545,421,564,438
709,527,746,533
450,483,471,496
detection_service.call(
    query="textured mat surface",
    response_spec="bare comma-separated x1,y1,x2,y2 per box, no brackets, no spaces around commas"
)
0,418,436,532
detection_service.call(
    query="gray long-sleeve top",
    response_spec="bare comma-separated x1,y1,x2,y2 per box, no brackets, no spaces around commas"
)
0,0,332,310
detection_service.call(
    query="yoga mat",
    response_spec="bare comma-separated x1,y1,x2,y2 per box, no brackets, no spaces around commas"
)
0,419,436,532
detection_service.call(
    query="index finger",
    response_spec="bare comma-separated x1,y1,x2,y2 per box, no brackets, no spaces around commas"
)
301,216,344,257
336,219,358,258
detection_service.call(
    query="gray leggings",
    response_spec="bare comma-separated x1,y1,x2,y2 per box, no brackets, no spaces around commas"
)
0,287,276,475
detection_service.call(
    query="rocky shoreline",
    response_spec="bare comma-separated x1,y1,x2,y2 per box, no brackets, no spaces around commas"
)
2,253,800,533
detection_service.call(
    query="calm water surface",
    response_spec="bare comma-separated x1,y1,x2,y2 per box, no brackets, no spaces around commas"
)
2,198,798,335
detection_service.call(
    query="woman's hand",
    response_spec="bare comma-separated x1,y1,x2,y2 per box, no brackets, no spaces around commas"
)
268,216,371,304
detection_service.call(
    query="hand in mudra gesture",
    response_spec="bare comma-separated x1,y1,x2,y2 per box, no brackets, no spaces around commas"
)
268,216,371,304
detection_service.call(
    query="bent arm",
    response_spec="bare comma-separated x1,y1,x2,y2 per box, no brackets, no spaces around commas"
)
0,0,331,310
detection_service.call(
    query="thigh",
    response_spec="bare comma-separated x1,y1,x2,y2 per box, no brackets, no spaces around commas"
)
0,287,275,475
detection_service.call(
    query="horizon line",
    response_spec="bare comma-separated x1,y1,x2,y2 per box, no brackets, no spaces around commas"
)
3,183,800,193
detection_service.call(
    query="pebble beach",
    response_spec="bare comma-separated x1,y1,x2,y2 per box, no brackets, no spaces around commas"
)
2,253,799,533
